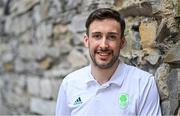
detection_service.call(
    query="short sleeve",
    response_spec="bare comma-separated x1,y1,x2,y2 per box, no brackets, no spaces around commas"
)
138,76,162,116
56,79,71,116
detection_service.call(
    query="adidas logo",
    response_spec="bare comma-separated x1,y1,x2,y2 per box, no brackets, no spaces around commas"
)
73,97,82,105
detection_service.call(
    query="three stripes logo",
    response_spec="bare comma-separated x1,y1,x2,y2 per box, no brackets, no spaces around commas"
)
73,97,82,105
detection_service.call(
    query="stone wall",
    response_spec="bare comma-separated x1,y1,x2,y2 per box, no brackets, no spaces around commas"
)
0,0,179,115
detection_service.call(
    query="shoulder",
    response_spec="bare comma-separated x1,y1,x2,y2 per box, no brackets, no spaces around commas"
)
124,63,153,79
122,63,155,87
62,65,90,85
127,63,157,87
123,63,158,96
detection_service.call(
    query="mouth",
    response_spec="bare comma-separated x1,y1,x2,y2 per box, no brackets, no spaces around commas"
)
96,50,112,60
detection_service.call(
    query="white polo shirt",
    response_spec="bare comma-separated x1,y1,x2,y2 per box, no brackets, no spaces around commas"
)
56,63,161,116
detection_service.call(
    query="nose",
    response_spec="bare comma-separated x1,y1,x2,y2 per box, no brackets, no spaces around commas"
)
100,37,109,48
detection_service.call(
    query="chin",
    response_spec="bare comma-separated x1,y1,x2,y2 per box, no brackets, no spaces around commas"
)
96,64,113,69
95,61,113,69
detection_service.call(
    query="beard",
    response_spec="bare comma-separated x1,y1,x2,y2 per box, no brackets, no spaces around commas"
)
89,47,119,69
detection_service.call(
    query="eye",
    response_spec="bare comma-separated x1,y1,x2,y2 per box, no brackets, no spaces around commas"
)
107,34,117,40
92,34,102,40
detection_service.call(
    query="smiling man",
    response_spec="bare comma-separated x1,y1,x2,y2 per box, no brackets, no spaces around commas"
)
56,8,162,116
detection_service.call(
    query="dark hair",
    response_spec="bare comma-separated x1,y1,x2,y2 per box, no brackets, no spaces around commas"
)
85,8,125,38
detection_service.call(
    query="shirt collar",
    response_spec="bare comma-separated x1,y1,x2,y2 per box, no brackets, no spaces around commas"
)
85,65,96,85
85,62,126,87
108,62,126,87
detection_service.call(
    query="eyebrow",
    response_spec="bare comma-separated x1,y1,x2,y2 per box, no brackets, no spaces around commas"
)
91,32,119,35
91,32,101,35
108,32,119,35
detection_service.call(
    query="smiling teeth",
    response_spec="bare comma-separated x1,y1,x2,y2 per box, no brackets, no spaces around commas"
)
99,52,109,56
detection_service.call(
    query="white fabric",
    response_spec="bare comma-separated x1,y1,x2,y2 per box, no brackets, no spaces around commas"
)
56,63,162,116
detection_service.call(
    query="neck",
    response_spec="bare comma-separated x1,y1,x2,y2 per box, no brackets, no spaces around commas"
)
91,60,119,85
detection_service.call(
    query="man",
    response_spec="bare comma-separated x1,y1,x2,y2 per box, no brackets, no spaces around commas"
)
56,8,162,116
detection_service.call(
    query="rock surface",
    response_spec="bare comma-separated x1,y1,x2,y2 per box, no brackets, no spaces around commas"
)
0,0,179,115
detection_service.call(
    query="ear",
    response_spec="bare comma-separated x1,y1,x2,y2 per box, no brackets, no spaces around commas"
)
83,34,89,48
120,37,126,49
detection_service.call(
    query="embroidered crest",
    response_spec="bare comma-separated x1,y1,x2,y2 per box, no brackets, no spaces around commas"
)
119,93,129,108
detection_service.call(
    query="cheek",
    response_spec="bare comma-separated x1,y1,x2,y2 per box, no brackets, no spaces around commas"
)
110,43,119,49
89,41,98,49
89,45,96,53
110,44,121,53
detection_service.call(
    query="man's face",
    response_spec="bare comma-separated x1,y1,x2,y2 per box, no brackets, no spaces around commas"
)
84,19,125,69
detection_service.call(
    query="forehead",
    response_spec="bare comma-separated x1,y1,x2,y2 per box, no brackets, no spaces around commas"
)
89,19,121,33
